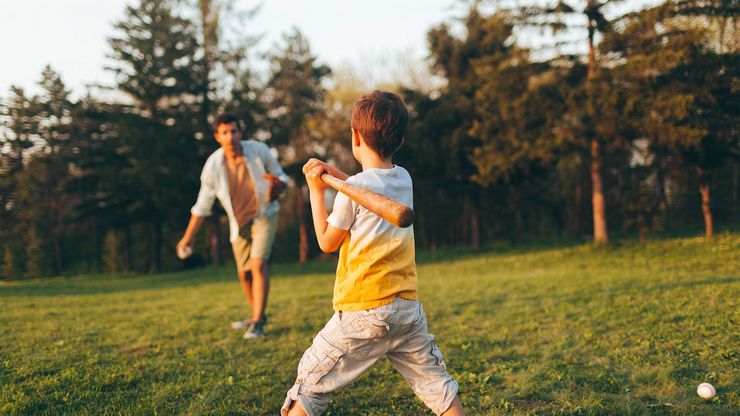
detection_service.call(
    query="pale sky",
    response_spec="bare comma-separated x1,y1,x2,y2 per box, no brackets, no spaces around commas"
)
0,0,463,97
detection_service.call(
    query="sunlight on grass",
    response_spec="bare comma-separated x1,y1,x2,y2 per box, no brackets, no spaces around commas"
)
1,234,738,415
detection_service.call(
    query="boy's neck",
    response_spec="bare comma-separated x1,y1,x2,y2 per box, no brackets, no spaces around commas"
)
360,153,393,171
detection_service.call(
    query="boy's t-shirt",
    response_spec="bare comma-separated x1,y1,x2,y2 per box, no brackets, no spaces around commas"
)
327,165,417,311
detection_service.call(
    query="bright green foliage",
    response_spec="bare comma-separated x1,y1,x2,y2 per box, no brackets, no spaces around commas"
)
263,29,331,154
1,235,737,414
603,1,739,236
94,0,207,271
108,0,200,117
0,0,738,276
262,29,332,260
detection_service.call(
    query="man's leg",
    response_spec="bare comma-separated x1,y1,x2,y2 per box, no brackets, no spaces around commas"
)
231,226,255,330
248,213,278,325
250,257,269,323
237,269,254,307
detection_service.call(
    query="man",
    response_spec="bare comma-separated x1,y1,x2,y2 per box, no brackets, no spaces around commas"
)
177,113,288,339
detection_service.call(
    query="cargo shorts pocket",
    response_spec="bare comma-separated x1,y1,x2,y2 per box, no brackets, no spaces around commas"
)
428,334,447,371
340,311,390,339
298,334,344,387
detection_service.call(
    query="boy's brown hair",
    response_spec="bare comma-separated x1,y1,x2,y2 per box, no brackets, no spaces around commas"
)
351,90,408,159
213,113,242,131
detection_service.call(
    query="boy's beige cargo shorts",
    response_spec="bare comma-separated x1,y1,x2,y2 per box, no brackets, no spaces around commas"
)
281,297,459,416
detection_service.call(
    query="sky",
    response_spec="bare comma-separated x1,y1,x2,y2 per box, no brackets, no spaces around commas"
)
0,0,464,97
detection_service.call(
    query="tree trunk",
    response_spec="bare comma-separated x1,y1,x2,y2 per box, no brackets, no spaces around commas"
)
572,184,582,236
50,195,62,274
591,138,608,244
696,166,714,237
209,215,221,266
461,197,470,246
514,209,523,242
124,228,133,272
470,203,480,249
149,223,163,273
656,163,668,231
732,161,738,230
429,218,437,252
53,237,62,275
587,4,608,245
296,186,308,262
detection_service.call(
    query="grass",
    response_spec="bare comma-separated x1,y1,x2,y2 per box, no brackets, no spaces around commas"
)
1,234,738,415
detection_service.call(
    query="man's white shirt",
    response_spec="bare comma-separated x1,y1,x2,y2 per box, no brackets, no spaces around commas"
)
191,140,289,243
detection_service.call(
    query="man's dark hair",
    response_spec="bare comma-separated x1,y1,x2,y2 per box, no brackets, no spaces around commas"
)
213,113,242,131
351,91,408,159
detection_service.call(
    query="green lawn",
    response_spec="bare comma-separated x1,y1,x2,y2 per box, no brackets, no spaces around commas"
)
1,234,738,415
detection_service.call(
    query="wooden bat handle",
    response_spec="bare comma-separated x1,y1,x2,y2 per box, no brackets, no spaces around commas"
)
321,174,414,228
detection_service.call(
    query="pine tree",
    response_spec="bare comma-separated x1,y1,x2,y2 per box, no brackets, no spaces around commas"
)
106,0,203,271
491,0,626,244
603,1,739,237
263,29,331,262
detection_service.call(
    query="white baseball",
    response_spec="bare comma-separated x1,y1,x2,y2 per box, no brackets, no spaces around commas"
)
696,382,716,400
177,245,193,260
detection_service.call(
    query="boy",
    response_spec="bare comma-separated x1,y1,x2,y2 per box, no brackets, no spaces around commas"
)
281,91,465,415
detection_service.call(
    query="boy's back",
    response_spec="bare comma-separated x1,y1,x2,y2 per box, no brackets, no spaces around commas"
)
327,165,417,311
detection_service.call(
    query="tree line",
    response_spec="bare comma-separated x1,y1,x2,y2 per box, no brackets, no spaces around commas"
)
0,0,737,278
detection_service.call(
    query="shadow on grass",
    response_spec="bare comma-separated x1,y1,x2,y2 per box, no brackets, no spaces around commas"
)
0,268,235,298
2,234,734,298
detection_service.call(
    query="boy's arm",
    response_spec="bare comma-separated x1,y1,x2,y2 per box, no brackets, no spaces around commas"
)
304,158,350,181
304,160,348,253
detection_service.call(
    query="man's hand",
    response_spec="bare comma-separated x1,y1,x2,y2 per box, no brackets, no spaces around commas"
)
302,158,329,193
263,173,287,202
176,236,192,251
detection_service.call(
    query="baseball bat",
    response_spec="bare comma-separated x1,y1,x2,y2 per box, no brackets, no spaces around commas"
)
321,174,414,228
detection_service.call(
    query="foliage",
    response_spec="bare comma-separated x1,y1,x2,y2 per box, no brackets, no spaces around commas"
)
0,0,737,276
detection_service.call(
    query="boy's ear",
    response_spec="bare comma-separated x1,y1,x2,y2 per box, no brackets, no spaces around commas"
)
351,128,362,147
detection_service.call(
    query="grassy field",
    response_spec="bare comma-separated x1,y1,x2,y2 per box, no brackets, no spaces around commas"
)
1,234,738,415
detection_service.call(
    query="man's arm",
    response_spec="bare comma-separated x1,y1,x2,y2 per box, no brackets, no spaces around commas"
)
177,215,205,250
303,160,348,253
260,143,290,202
261,143,290,183
180,161,216,249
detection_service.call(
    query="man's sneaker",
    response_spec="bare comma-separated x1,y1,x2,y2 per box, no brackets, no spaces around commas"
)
242,320,265,339
231,319,250,330
231,314,267,330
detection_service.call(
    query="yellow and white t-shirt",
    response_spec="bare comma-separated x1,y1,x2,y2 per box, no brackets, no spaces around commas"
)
327,166,417,311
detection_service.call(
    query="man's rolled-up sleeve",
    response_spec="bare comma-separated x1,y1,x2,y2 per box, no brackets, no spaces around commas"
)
191,163,216,217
